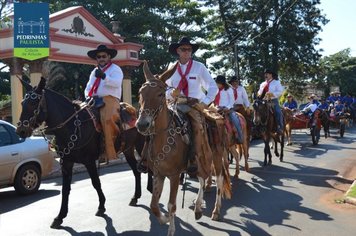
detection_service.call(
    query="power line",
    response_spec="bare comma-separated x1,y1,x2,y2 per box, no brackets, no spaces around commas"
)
229,0,272,45
248,0,299,42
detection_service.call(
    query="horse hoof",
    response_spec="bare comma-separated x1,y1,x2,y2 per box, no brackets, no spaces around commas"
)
95,208,106,216
129,197,138,206
211,213,221,221
50,218,63,229
195,212,203,220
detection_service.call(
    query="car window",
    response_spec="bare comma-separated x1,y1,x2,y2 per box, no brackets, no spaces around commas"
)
0,125,12,147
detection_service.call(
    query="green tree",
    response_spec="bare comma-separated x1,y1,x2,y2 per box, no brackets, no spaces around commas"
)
203,0,328,90
319,49,356,96
28,0,208,101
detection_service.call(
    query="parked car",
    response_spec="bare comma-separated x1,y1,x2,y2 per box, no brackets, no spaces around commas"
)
0,120,54,195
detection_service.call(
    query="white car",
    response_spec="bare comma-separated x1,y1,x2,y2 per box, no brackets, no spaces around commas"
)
0,120,54,195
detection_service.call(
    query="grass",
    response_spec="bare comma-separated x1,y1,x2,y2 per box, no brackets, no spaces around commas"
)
346,184,356,198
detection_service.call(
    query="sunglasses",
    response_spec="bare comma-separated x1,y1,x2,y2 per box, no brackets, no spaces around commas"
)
96,54,108,59
179,47,192,52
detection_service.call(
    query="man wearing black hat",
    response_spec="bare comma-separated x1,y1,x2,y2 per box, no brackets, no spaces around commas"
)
84,44,123,162
257,69,284,134
166,37,218,177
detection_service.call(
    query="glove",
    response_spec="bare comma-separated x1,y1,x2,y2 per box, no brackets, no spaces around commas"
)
95,69,106,80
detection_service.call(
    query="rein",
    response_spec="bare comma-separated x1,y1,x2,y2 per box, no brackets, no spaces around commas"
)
139,81,184,176
20,89,97,159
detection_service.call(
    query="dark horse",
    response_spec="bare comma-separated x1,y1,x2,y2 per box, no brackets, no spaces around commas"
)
16,77,151,229
252,98,284,165
136,61,231,236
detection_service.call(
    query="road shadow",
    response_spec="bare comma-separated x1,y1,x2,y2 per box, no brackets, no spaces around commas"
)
122,204,203,236
0,189,60,214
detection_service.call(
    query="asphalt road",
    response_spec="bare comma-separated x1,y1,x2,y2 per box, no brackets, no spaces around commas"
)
1,127,356,236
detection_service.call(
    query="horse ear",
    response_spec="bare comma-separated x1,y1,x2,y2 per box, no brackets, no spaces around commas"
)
142,60,155,81
34,77,47,93
158,63,178,82
18,75,33,92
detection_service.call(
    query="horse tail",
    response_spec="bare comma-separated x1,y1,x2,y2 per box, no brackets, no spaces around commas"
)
221,160,232,199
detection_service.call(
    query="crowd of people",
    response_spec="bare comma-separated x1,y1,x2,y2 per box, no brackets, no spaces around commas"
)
83,36,355,172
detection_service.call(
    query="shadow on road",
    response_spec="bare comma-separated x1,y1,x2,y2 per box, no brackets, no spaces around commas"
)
0,189,60,214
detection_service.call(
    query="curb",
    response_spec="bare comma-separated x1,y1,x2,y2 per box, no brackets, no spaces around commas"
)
344,180,356,206
43,154,128,180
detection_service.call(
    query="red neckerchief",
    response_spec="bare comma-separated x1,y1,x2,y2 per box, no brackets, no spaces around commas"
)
262,78,273,94
177,59,193,97
214,87,224,106
88,62,112,97
233,87,238,100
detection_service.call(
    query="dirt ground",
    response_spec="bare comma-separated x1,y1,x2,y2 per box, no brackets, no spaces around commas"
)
320,160,356,212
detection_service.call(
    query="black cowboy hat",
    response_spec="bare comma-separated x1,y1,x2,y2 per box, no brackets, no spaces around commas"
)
264,69,277,75
228,76,240,84
87,44,117,60
169,37,199,56
215,75,227,85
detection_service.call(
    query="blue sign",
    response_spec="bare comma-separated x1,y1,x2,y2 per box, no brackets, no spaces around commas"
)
14,3,49,60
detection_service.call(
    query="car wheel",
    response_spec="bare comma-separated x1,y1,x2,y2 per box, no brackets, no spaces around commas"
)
14,164,41,195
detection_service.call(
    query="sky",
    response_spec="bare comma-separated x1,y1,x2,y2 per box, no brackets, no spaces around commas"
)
317,0,356,56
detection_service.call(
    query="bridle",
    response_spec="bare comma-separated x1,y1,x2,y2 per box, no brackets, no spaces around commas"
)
17,90,47,129
138,81,168,135
253,99,269,127
138,80,184,173
18,89,95,159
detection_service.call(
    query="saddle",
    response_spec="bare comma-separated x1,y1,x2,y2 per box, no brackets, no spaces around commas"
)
169,107,195,165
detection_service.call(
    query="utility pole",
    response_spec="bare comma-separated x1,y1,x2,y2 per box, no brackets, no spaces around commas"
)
234,42,240,77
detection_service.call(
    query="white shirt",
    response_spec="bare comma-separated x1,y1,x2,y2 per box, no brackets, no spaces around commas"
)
232,86,250,107
166,60,218,105
215,87,234,109
84,63,123,99
303,103,318,113
258,79,284,98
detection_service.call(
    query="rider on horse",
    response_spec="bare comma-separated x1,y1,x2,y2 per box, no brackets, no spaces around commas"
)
257,69,284,134
213,75,243,144
283,94,298,112
302,94,319,126
84,44,123,162
166,37,218,176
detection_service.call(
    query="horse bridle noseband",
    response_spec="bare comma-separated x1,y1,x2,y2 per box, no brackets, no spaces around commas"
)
254,99,269,126
17,91,47,129
18,89,94,159
138,81,167,135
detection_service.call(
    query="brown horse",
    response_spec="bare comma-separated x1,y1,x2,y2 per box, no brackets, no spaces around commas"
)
136,61,231,236
252,98,284,165
217,109,250,178
283,108,324,145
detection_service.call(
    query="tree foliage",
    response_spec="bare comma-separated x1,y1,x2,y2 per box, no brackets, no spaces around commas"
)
202,0,329,94
318,49,356,96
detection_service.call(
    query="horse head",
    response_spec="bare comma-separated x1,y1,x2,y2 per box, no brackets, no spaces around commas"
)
252,98,269,126
136,61,169,135
16,77,48,138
